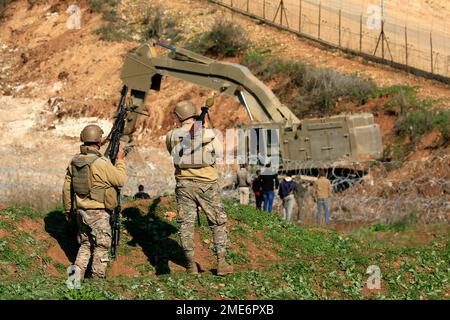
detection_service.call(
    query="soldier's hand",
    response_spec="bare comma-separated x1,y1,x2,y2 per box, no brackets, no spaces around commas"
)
117,144,125,160
66,211,74,223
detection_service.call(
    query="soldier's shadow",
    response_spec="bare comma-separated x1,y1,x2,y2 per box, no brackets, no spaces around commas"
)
44,210,79,263
122,198,187,275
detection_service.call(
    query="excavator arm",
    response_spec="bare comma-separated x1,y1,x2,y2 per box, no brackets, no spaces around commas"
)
119,41,383,166
119,41,300,140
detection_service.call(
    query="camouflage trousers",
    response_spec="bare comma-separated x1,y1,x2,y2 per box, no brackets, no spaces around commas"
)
75,209,111,278
175,180,228,260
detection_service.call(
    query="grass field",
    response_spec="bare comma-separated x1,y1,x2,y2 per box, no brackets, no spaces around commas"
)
0,199,448,300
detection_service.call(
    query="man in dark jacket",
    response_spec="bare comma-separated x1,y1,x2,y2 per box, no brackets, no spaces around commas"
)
259,163,279,213
252,169,263,210
134,185,150,200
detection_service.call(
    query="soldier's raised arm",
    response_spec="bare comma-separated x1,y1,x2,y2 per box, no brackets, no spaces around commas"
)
103,148,127,188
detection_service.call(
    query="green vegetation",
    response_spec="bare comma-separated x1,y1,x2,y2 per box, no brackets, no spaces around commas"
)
396,103,450,146
0,201,448,300
95,25,132,42
369,211,419,232
371,85,449,147
89,1,182,43
89,0,132,41
241,48,376,116
187,19,249,57
142,5,183,43
371,84,450,161
88,0,118,17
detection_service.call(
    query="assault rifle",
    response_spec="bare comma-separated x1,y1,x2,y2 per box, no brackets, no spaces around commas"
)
190,94,216,227
105,85,128,259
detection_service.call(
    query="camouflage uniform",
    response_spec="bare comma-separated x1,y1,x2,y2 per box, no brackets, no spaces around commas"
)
63,146,127,278
294,179,308,222
176,180,228,259
166,119,231,275
75,209,111,278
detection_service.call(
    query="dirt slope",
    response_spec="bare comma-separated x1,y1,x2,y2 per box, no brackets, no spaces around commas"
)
1,0,449,133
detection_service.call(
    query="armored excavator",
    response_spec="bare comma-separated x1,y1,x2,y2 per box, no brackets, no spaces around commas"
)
119,41,383,176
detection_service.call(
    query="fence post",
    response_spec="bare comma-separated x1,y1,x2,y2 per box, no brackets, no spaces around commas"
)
430,32,434,73
404,26,408,67
338,9,341,47
246,0,249,12
299,0,302,32
263,0,266,19
381,20,385,60
280,1,283,26
447,56,450,75
318,2,321,39
359,15,362,52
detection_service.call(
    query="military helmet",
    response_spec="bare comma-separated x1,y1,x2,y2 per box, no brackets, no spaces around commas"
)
174,101,196,121
80,124,103,143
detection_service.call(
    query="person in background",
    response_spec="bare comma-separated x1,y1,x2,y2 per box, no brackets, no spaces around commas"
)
252,169,263,210
236,164,252,205
278,173,297,221
313,170,333,225
134,185,150,200
260,163,279,213
294,177,308,223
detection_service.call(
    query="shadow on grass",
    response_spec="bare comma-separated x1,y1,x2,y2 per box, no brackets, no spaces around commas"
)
122,197,186,275
43,210,79,263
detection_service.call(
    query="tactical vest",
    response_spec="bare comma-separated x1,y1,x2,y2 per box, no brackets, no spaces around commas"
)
70,151,105,203
168,127,216,169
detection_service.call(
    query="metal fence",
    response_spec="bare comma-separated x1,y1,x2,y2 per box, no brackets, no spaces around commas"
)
210,0,450,83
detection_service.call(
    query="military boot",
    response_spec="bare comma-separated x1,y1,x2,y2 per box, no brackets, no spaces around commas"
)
217,258,233,276
185,252,198,275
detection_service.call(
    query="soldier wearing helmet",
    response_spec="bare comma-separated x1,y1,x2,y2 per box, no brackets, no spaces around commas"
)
62,124,127,279
166,100,232,276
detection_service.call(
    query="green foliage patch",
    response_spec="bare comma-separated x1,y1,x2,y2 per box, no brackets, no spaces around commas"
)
241,49,376,116
187,19,249,57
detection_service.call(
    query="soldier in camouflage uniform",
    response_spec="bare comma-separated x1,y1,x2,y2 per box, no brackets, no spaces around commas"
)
63,125,127,278
166,101,232,276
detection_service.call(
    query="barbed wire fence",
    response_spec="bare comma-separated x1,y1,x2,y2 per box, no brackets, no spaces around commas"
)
210,0,450,84
326,156,449,224
220,156,449,224
1,144,448,224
